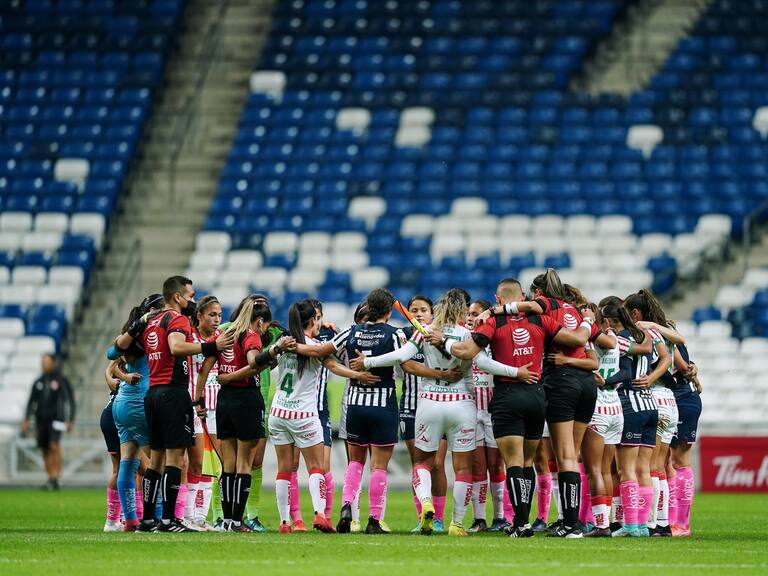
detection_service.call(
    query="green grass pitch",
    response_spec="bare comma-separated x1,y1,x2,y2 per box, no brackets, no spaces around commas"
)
0,489,766,575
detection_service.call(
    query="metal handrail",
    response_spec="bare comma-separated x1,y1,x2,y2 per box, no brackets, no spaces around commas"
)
168,0,230,206
742,199,768,275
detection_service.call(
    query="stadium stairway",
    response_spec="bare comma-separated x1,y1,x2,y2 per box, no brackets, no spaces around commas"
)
66,0,275,421
584,0,713,95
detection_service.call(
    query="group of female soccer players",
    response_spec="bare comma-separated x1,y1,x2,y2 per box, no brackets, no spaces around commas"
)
99,268,701,538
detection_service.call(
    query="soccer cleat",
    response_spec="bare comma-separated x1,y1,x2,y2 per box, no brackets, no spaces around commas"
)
652,525,672,537
278,522,292,534
103,520,122,532
181,518,204,532
292,519,307,532
611,525,639,538
433,519,445,533
420,500,435,535
336,503,352,533
609,522,623,533
671,524,691,537
547,524,583,538
564,525,584,539
488,518,510,533
228,522,253,533
136,519,159,532
365,518,386,534
245,517,268,532
448,522,468,537
531,518,548,533
410,523,421,533
313,514,336,533
546,519,563,534
584,527,611,538
379,520,392,533
157,519,196,533
636,526,650,538
507,524,535,538
468,519,488,533
213,517,225,530
350,520,361,533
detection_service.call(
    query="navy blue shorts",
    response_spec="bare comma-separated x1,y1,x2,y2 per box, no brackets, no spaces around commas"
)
319,410,332,447
100,399,120,455
399,410,416,441
346,403,398,447
619,388,658,448
671,389,702,447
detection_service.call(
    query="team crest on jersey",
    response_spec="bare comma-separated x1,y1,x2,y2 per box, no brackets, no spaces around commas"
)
147,331,159,350
512,328,531,346
563,313,579,330
221,348,235,363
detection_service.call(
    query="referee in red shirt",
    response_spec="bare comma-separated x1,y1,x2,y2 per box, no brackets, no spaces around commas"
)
433,278,598,537
116,275,233,532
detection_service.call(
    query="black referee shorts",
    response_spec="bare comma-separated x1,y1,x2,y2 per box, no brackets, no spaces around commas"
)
544,366,598,425
216,386,265,442
35,419,61,450
489,383,546,440
144,386,195,451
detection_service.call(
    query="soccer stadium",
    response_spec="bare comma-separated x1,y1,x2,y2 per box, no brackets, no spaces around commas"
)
0,0,766,573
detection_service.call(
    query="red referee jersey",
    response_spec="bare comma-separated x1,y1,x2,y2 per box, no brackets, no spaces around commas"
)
143,309,192,387
217,329,262,388
473,313,561,384
534,297,600,359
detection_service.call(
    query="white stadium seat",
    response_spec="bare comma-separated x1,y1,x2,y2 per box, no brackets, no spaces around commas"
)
465,236,500,263
331,251,368,271
296,252,331,270
0,338,16,355
434,215,468,235
743,268,768,291
626,124,663,158
603,235,637,254
195,232,231,253
322,303,349,327
36,285,79,319
216,269,254,287
471,215,500,236
249,71,286,100
11,266,47,286
16,336,55,355
34,212,69,233
0,212,33,233
740,338,768,358
0,318,25,338
0,266,10,285
753,105,768,138
298,232,332,253
597,215,632,236
400,107,435,126
532,215,564,236
395,125,431,147
54,158,89,189
639,233,673,256
288,269,326,292
430,234,465,263
568,236,603,253
350,267,390,292
48,266,85,287
450,197,488,216
69,213,105,247
21,232,62,252
714,285,755,311
332,232,367,253
0,390,28,421
499,215,531,236
697,320,732,339
348,196,386,230
187,269,217,291
0,285,37,306
401,214,434,237
0,232,21,251
10,355,43,372
250,268,288,292
263,231,298,255
695,214,731,239
225,250,263,271
564,215,596,236
336,108,371,133
213,286,249,308
188,251,225,271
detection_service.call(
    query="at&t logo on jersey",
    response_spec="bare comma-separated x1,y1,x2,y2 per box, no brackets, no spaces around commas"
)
563,313,579,330
221,348,235,363
147,331,159,350
512,328,531,346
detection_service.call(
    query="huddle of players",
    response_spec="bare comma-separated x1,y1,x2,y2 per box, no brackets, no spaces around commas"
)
100,269,702,537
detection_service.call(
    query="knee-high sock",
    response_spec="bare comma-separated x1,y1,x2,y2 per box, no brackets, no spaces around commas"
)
246,468,263,519
611,483,623,525
578,465,593,525
667,472,679,526
412,464,433,503
413,493,422,518
620,480,640,526
433,495,446,522
175,483,187,521
117,459,139,523
196,478,212,523
523,467,536,524
185,474,200,520
638,484,654,527
141,468,161,522
471,475,487,521
308,468,327,516
369,468,387,521
657,472,670,528
289,471,302,522
558,471,581,528
536,472,553,522
161,466,182,522
591,495,610,529
490,473,505,520
552,473,563,520
324,472,335,520
106,488,121,522
648,472,660,528
275,472,291,524
503,480,515,523
506,467,532,527
135,485,144,519
211,475,223,520
352,484,361,522
453,474,473,525
220,472,235,521
231,473,251,525
676,466,695,530
342,460,364,505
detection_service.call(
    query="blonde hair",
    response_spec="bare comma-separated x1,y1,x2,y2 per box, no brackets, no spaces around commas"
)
228,298,272,341
432,288,469,332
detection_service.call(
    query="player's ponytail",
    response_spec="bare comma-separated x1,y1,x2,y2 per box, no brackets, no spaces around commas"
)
433,288,469,332
602,304,645,343
624,289,669,326
563,284,588,309
288,299,315,377
229,298,272,342
531,268,568,302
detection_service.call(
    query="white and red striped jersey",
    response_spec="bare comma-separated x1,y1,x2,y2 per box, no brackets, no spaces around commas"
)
472,349,493,412
271,335,321,419
189,327,221,410
410,323,474,402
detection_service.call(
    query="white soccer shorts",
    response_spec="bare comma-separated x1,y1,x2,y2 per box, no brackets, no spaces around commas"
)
268,415,324,449
415,399,476,453
475,409,497,448
653,387,679,445
589,406,624,445
194,410,217,436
